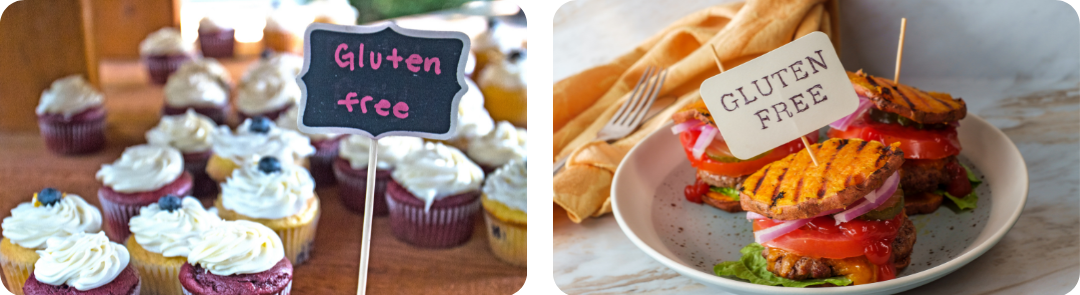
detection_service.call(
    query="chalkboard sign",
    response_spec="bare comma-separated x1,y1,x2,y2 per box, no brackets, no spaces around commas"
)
296,22,471,140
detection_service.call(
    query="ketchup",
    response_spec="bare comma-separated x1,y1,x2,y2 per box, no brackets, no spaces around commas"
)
755,213,905,282
683,179,709,204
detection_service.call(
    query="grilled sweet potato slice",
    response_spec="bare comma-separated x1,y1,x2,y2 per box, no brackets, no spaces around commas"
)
848,70,966,124
671,99,716,125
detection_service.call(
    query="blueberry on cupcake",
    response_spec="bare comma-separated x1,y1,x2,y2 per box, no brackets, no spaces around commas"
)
126,195,221,295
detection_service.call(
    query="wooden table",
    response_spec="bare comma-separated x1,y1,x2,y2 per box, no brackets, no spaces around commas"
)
0,58,526,294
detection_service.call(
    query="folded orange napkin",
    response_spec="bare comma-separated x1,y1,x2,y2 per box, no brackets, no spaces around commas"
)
553,0,840,223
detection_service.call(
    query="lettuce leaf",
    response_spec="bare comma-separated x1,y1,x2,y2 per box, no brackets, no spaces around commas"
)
714,243,853,287
940,163,981,210
710,186,740,200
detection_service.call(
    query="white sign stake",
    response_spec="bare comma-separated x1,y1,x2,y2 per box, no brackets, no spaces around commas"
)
699,31,859,160
357,139,378,295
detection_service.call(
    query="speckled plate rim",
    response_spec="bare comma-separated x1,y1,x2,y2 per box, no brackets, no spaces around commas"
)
611,114,1028,295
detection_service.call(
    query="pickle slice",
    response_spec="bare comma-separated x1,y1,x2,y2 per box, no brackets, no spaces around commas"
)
858,189,905,221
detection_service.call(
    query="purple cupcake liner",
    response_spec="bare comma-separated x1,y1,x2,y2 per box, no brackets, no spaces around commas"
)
37,115,105,155
145,55,192,85
198,29,235,59
333,159,391,215
385,181,481,248
162,105,229,126
238,104,292,122
98,173,193,242
183,152,217,199
308,137,344,186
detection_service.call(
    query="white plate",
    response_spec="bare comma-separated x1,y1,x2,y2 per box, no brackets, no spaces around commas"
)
611,114,1028,295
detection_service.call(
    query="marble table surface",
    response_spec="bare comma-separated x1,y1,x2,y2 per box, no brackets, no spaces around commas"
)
553,0,1079,294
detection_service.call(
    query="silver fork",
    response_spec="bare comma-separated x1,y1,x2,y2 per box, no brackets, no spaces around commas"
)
553,66,668,175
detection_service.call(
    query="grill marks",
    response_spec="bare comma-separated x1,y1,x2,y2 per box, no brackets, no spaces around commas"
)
847,70,966,124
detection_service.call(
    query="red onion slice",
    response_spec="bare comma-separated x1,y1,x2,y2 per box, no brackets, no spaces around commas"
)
692,125,717,160
746,211,767,220
832,172,901,224
670,119,703,134
829,96,874,131
751,209,843,243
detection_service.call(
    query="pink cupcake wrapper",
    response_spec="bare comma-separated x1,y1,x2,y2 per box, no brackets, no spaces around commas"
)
309,146,340,186
162,105,229,126
183,156,217,199
38,117,105,155
332,162,391,215
386,192,481,248
98,195,148,243
145,55,192,85
181,281,290,295
198,30,235,59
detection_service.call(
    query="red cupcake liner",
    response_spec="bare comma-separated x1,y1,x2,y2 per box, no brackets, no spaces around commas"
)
332,158,391,215
145,54,192,85
37,107,106,155
198,29,235,59
24,265,140,295
99,172,193,242
182,151,217,199
162,104,229,126
385,181,481,248
238,104,292,122
179,258,292,295
309,136,344,186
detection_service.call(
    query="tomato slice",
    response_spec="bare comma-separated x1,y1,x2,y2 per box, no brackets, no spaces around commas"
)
828,113,960,160
754,214,904,263
678,128,817,177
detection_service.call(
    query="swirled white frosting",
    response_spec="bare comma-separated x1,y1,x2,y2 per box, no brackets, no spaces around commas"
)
236,65,300,114
34,232,129,291
174,58,232,86
276,106,337,141
36,75,103,118
129,197,221,257
453,79,494,141
187,220,285,276
164,59,231,107
221,160,315,219
211,119,315,166
478,52,527,90
1,194,101,250
392,143,484,211
146,110,217,153
199,16,231,32
338,136,425,170
467,121,527,167
483,160,527,213
248,53,304,78
96,145,185,193
140,27,193,56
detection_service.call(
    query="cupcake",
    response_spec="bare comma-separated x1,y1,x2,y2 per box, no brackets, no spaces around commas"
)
215,157,320,265
445,78,495,151
0,188,101,295
204,117,315,183
333,136,425,215
97,144,193,242
387,143,484,248
480,160,527,266
466,121,527,174
23,232,139,295
141,28,195,85
263,11,306,55
180,220,292,295
127,195,221,295
307,0,358,25
236,61,301,121
197,16,235,58
35,75,106,155
249,52,304,77
147,110,219,198
277,106,344,186
479,49,527,127
472,19,504,77
162,59,232,125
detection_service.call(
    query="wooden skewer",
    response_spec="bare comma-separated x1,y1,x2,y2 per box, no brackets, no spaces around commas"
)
894,18,907,83
801,136,819,166
357,138,379,295
709,44,726,73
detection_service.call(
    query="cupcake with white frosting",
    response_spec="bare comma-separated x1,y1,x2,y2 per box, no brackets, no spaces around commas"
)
162,59,232,124
479,49,527,127
197,16,235,58
126,195,221,295
147,110,219,198
263,10,307,54
445,78,494,150
141,27,195,84
472,18,523,77
333,136,424,215
96,144,193,242
179,220,292,295
249,52,304,77
307,0,358,25
466,121,527,173
214,157,320,265
480,160,527,266
386,142,484,248
23,232,139,295
277,106,344,185
236,61,301,121
0,188,102,295
204,117,315,183
36,75,107,155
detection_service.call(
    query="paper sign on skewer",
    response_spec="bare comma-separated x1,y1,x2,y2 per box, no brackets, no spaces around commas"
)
699,31,858,160
295,22,470,295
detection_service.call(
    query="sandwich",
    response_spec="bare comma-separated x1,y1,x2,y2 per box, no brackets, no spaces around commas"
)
671,99,818,212
828,70,979,214
715,138,915,287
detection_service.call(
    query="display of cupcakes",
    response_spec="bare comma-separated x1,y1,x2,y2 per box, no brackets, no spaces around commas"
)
386,143,485,248
181,220,292,295
0,188,102,295
215,157,320,265
126,195,220,295
334,136,425,215
24,232,139,295
479,49,528,127
162,59,232,125
446,78,495,151
205,117,314,183
141,28,195,85
466,121,527,174
277,106,344,186
197,16,235,59
236,60,301,121
96,144,193,242
480,160,527,266
35,75,107,155
147,110,219,199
